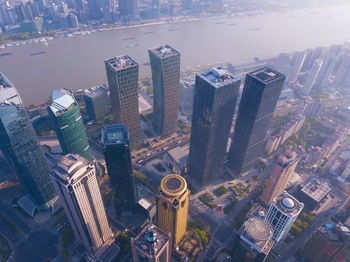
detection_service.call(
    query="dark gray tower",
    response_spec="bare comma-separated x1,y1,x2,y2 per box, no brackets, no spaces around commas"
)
228,67,285,176
148,45,181,137
105,55,143,150
0,73,57,209
188,67,240,187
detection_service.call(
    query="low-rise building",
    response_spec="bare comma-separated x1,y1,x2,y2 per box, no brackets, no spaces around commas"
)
296,178,331,210
165,145,189,175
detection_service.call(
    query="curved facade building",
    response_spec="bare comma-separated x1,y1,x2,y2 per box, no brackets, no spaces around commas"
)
0,73,57,209
48,89,93,162
157,174,189,246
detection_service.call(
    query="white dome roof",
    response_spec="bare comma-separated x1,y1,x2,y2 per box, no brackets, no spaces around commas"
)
282,197,295,209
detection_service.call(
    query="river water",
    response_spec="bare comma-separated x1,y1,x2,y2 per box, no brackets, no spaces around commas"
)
1,4,350,105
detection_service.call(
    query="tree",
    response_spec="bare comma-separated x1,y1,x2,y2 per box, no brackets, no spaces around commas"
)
62,248,69,260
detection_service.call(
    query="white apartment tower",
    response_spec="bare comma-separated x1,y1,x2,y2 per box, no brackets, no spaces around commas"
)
265,191,304,242
50,154,113,255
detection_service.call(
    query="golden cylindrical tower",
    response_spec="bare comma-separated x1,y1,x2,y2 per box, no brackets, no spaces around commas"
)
157,174,190,246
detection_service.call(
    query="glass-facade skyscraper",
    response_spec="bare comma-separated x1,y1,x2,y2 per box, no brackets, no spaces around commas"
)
0,73,57,209
48,88,93,162
105,55,143,150
228,67,285,176
101,125,135,214
148,45,181,137
188,67,241,187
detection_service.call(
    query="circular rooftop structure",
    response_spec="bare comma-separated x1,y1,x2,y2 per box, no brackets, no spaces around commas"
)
246,217,273,241
281,197,295,209
160,174,187,197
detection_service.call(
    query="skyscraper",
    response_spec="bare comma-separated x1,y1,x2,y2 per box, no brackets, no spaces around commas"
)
157,174,189,246
265,191,304,242
188,67,240,186
260,150,300,206
87,0,102,20
118,0,138,19
228,67,285,176
131,220,171,262
148,45,181,137
84,86,110,121
105,55,143,150
48,89,93,162
288,51,306,83
0,73,56,209
300,59,323,96
50,154,114,255
101,125,135,214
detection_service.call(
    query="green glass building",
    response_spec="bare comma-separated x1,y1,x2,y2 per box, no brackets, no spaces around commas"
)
48,89,93,162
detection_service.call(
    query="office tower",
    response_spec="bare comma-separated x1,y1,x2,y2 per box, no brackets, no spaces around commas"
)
157,174,189,246
50,154,114,255
118,0,138,19
101,125,135,214
300,59,323,96
183,0,192,10
238,217,274,262
131,220,171,262
335,55,350,86
48,88,93,162
68,13,79,28
228,68,285,176
87,0,102,20
316,56,339,88
105,55,143,150
300,48,313,72
260,150,300,206
0,73,56,209
148,45,181,137
84,86,110,121
288,51,306,83
265,191,304,242
188,67,240,186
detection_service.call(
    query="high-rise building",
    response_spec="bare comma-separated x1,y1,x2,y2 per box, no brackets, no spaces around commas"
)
50,154,115,256
84,86,110,121
288,51,306,83
148,45,181,137
118,0,138,19
87,0,102,20
238,217,275,262
188,67,240,186
316,55,339,88
105,55,143,150
228,67,285,176
265,191,304,242
131,220,171,262
0,73,57,209
183,0,192,9
101,125,135,214
48,88,93,162
157,174,189,246
300,59,323,96
260,150,300,206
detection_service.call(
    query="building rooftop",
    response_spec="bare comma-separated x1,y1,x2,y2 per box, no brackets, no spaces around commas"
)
49,88,76,114
276,150,299,168
167,146,188,168
160,174,187,197
273,191,304,216
250,67,285,84
239,217,274,255
133,221,169,258
51,154,93,185
319,224,344,241
0,72,21,105
301,178,331,203
105,55,138,71
84,85,108,98
199,67,239,87
101,125,128,146
149,44,179,58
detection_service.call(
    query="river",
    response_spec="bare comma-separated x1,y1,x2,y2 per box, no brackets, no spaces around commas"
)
1,4,350,105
